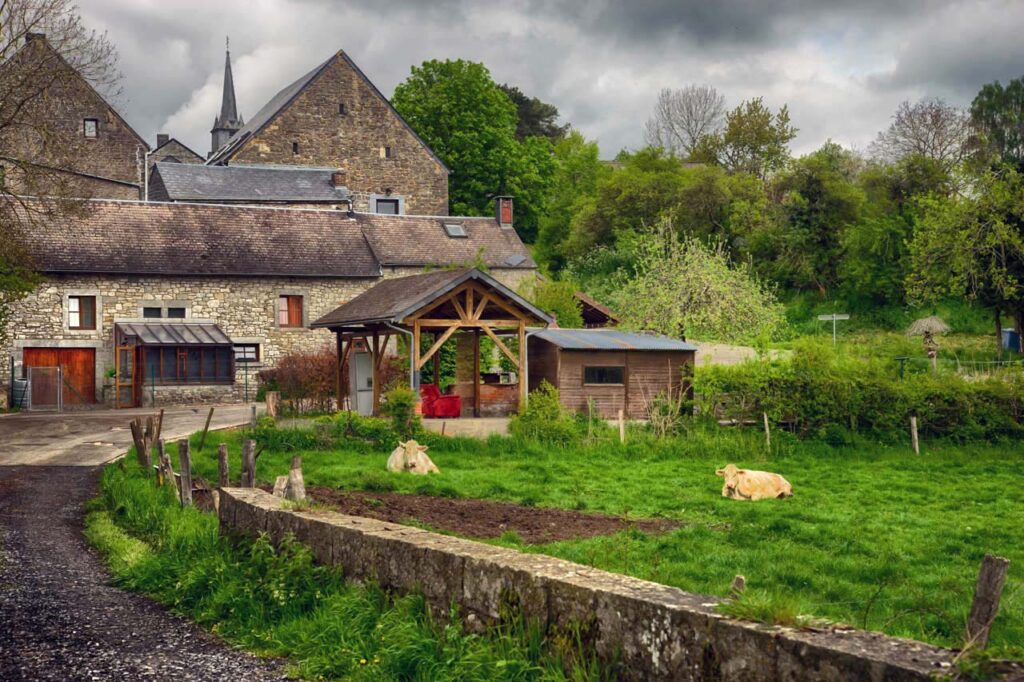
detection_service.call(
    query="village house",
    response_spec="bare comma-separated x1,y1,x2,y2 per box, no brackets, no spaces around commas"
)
2,198,534,410
0,33,148,200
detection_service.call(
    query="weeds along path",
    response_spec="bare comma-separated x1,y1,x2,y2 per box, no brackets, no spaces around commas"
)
0,465,287,681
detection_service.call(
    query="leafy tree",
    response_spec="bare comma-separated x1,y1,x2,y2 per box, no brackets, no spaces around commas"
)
499,84,568,141
614,222,784,343
643,84,725,158
691,97,797,179
970,77,1024,170
870,98,970,171
907,166,1024,356
766,142,864,295
534,130,606,271
520,277,583,328
392,59,554,241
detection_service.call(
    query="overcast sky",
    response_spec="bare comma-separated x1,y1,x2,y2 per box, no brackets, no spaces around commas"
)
79,0,1024,159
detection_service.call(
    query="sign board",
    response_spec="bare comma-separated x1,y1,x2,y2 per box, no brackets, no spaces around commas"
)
817,314,850,321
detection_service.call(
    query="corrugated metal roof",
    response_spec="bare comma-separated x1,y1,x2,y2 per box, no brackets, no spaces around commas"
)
116,322,232,346
530,328,697,352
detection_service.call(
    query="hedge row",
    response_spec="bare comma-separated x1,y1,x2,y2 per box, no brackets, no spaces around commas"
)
695,344,1024,441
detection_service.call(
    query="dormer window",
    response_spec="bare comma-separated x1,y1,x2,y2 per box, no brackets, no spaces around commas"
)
83,118,98,138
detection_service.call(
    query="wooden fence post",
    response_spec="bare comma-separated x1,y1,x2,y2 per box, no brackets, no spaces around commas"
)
763,412,771,450
217,443,229,488
156,439,170,486
177,440,192,507
240,439,256,488
266,391,280,418
618,409,625,443
286,455,306,502
250,404,257,428
910,416,920,455
198,407,215,451
966,554,1010,649
729,575,746,600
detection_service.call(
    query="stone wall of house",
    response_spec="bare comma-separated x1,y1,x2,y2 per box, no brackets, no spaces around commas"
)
1,267,536,408
148,140,204,169
225,54,449,216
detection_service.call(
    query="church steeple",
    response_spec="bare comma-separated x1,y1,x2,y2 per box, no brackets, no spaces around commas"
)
210,37,243,156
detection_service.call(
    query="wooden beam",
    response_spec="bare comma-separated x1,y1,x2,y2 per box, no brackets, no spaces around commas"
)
480,292,529,322
335,332,344,411
418,324,459,369
466,287,474,321
415,319,465,327
453,293,469,322
406,284,469,321
473,329,481,417
432,345,441,386
371,330,381,415
480,324,519,370
413,320,421,388
518,321,527,411
471,293,488,320
375,333,392,369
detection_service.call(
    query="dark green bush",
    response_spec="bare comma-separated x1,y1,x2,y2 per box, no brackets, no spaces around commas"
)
696,341,1024,441
380,386,422,439
509,382,581,445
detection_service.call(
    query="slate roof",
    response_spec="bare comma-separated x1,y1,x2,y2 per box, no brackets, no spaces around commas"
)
311,268,551,328
149,163,351,203
13,199,379,278
12,199,535,279
530,328,698,352
357,213,536,269
206,51,447,171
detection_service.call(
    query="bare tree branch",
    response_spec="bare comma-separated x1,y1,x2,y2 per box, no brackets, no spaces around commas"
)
643,84,725,158
869,98,970,170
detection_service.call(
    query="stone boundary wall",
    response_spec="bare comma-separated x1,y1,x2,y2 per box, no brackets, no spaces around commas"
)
219,488,956,681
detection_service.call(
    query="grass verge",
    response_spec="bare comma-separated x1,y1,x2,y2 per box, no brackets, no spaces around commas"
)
87,459,607,681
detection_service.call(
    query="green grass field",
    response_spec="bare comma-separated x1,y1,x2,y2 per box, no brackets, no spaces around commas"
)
184,422,1024,653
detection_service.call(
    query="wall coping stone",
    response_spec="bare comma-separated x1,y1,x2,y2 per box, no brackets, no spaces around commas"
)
219,487,957,681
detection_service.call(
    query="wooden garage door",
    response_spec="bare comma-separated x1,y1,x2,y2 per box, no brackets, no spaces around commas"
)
23,348,97,405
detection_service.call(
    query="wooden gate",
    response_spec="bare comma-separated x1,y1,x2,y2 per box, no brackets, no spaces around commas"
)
22,348,97,406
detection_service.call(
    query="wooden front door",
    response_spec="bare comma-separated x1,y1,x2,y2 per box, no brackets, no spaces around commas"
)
22,348,97,406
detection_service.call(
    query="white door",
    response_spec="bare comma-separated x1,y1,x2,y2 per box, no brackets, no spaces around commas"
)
349,352,374,415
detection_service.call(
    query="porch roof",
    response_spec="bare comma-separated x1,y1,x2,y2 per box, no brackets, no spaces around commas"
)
310,268,551,329
115,321,232,346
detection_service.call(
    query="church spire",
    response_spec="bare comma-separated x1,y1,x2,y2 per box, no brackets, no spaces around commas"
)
211,37,243,156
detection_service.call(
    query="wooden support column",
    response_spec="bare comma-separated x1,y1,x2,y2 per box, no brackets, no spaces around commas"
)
473,329,481,417
518,321,527,411
335,332,344,411
413,321,422,390
371,330,381,415
432,346,441,386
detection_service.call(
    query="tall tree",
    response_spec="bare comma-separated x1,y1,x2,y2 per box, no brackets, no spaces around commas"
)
392,59,554,241
970,77,1024,170
499,84,568,141
0,0,120,345
691,97,797,179
643,84,725,158
870,98,970,171
907,166,1024,357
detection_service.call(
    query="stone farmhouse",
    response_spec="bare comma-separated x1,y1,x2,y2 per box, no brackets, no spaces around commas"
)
1,35,535,410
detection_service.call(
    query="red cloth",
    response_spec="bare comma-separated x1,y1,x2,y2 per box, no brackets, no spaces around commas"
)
419,384,461,418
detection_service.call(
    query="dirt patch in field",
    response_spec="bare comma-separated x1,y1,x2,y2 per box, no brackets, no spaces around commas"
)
298,486,679,544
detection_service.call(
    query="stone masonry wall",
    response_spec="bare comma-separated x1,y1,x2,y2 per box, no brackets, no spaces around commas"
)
220,488,956,681
226,54,449,216
1,267,535,407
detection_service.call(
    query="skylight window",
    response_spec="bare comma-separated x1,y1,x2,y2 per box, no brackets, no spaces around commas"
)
443,223,467,238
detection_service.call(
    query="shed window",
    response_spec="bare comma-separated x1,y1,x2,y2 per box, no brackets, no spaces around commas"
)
68,295,96,330
83,118,98,138
583,366,624,385
278,295,303,327
374,198,400,215
142,346,232,384
234,343,260,363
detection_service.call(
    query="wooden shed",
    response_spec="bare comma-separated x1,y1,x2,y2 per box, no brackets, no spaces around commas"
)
527,328,696,419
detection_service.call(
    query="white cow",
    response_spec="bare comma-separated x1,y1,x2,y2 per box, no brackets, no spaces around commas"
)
387,440,440,475
715,463,793,501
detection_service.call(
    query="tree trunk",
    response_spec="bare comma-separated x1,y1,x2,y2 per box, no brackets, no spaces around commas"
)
995,309,1003,361
1015,308,1024,353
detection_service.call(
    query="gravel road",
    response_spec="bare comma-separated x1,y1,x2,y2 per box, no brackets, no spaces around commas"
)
0,465,288,681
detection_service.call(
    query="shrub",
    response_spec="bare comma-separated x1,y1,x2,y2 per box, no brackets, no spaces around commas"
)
266,345,340,414
509,381,580,445
379,387,421,440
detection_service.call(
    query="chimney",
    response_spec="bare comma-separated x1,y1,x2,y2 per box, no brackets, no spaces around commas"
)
25,32,45,44
156,133,169,147
331,169,347,188
495,196,513,228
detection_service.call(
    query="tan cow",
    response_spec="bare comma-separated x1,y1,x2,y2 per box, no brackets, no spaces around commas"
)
715,463,793,501
387,440,440,475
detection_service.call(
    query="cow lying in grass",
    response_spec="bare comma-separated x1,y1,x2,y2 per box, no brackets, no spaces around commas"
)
387,440,440,475
715,463,793,501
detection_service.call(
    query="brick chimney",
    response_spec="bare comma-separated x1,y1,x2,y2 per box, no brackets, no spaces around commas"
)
495,196,513,228
331,169,347,188
156,133,169,147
